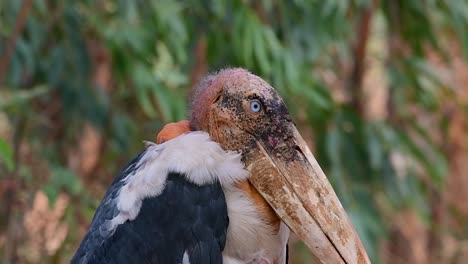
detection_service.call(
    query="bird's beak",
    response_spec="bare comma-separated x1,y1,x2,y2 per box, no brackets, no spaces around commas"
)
245,124,370,264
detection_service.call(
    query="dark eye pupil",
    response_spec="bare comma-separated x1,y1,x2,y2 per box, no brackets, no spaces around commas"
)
250,100,261,112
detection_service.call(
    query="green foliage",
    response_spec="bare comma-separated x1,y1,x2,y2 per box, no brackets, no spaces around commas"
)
1,0,467,263
44,165,83,203
0,137,14,172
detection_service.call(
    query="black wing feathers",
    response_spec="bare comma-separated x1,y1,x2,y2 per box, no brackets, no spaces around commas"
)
72,150,228,264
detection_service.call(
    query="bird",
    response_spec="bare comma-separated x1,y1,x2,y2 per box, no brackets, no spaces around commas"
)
72,68,370,264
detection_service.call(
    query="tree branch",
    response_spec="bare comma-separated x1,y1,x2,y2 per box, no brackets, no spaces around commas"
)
348,1,378,114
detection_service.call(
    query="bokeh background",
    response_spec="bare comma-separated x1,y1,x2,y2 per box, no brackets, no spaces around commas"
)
1,0,468,263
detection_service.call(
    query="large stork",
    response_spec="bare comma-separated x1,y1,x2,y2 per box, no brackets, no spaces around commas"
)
72,68,369,264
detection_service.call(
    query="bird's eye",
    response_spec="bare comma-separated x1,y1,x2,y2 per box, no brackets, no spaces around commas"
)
249,99,262,113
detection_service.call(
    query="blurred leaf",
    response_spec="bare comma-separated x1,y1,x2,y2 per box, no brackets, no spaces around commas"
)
0,85,51,109
0,138,14,172
44,166,83,203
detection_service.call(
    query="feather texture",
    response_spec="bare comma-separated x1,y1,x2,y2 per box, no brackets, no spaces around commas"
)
72,132,247,264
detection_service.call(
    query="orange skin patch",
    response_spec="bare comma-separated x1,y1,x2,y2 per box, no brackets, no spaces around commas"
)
156,120,281,232
156,120,191,144
235,180,281,232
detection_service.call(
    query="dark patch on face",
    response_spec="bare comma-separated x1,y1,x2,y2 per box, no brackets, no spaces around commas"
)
215,83,298,163
189,69,301,163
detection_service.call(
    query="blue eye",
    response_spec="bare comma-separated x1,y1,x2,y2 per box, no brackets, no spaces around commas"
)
250,100,262,113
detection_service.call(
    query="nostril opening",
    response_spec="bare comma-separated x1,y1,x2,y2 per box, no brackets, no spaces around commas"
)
294,145,305,159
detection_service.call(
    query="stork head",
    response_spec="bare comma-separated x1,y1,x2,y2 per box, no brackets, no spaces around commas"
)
190,68,370,264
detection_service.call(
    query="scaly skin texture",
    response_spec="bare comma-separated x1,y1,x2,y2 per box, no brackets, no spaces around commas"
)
190,69,295,159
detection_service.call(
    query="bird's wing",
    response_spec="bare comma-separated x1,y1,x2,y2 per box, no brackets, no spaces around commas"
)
71,132,247,264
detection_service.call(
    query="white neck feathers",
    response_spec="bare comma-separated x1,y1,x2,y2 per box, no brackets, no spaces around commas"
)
111,132,248,229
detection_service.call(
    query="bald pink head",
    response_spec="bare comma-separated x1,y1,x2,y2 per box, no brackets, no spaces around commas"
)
190,68,253,131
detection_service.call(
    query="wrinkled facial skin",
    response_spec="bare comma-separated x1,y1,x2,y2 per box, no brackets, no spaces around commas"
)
206,74,296,162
